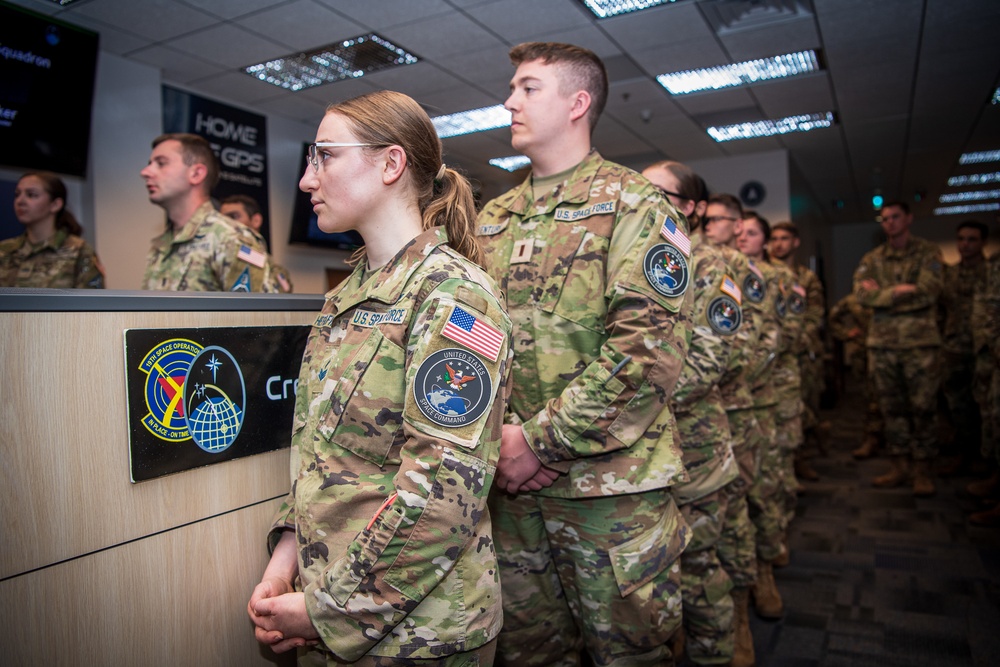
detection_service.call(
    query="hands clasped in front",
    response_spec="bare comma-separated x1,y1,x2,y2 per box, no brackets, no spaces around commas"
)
495,424,562,494
247,575,319,654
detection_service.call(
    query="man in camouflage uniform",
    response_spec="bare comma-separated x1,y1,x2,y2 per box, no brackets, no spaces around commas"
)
252,226,513,664
769,221,825,480
854,201,943,496
644,162,740,666
969,251,1000,525
938,221,988,473
140,133,277,292
220,194,295,293
828,293,883,457
478,43,692,667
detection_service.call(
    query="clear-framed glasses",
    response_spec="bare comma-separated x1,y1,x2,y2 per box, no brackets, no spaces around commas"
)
306,142,380,172
705,215,739,224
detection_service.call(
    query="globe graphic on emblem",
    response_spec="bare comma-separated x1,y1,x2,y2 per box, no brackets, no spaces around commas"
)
427,388,471,416
187,392,243,452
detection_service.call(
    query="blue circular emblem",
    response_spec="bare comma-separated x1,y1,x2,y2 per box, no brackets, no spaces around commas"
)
643,243,689,298
743,273,766,303
183,346,246,454
139,338,203,442
789,291,806,314
708,296,742,335
414,348,492,428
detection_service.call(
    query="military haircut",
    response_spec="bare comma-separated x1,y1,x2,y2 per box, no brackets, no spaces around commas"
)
743,209,772,241
880,200,910,216
221,193,261,219
771,221,799,238
152,133,221,192
957,219,988,241
708,193,744,219
509,41,608,132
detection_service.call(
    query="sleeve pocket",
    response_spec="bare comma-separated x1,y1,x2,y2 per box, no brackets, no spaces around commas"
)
324,502,408,607
608,502,689,598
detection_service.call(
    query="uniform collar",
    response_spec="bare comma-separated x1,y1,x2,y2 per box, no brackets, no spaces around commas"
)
17,228,69,256
497,149,605,217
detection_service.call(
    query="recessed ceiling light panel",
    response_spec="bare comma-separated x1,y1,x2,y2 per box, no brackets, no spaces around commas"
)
244,33,418,91
934,203,1000,215
707,111,833,142
579,0,678,19
489,155,531,172
959,150,1000,165
948,172,1000,187
431,105,511,139
657,50,819,95
939,189,1000,203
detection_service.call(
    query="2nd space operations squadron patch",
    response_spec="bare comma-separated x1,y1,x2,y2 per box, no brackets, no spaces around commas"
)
643,243,689,298
413,348,493,428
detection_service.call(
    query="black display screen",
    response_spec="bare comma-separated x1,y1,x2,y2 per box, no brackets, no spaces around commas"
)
0,2,99,177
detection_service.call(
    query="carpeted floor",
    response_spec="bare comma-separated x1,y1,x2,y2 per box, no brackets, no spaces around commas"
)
749,387,1000,667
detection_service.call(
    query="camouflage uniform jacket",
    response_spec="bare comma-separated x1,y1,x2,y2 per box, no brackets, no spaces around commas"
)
670,235,741,503
940,258,987,354
771,261,804,411
0,229,104,288
477,150,691,498
268,227,512,662
716,245,763,412
738,255,781,408
788,261,825,359
853,235,943,348
142,202,275,292
828,293,871,342
972,253,1000,358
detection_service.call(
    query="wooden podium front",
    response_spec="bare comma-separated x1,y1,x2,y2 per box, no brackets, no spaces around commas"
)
0,289,324,666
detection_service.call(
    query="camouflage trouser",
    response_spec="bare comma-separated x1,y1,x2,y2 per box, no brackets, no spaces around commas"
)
864,371,885,442
748,407,784,562
490,489,687,667
942,350,981,456
992,367,1000,466
869,347,941,460
799,350,824,433
973,350,997,462
679,489,734,665
717,410,760,589
312,638,497,667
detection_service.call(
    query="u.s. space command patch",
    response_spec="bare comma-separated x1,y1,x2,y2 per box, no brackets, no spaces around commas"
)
708,295,742,334
643,243,689,297
413,348,492,428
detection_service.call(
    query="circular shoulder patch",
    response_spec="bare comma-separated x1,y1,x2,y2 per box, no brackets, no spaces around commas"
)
789,292,806,314
776,294,787,319
707,295,742,335
743,273,766,303
413,348,493,428
643,243,689,298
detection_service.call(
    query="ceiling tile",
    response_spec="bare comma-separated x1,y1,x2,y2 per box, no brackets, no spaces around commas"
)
235,0,366,51
463,0,592,42
127,44,228,84
165,23,288,69
68,0,217,42
314,0,454,30
381,12,507,59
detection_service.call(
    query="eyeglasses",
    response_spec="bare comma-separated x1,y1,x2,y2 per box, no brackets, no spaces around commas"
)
704,215,739,224
656,186,689,201
306,142,380,172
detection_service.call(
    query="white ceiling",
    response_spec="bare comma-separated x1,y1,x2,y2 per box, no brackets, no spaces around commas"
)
10,0,1000,224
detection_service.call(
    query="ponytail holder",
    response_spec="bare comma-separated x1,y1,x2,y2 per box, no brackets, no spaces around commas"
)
435,163,447,181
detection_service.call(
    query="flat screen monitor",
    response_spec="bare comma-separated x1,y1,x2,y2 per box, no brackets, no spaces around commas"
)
0,2,99,177
288,143,364,251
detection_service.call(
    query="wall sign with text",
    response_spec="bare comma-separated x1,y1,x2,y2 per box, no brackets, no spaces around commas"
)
124,326,308,482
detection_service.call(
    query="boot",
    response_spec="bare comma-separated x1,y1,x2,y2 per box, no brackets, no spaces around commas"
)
912,460,936,497
730,588,756,667
966,470,1000,498
772,535,790,568
751,560,784,619
872,456,908,488
969,501,1000,527
936,454,965,477
852,435,878,459
670,627,686,664
795,456,819,481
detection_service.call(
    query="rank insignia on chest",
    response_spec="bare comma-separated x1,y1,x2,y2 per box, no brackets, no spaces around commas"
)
643,243,689,298
659,216,690,256
442,305,505,361
511,238,533,264
413,348,493,429
708,295,742,335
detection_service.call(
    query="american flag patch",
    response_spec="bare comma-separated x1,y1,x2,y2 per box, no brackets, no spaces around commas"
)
659,216,690,256
748,259,764,280
237,245,266,268
793,284,807,297
442,306,505,361
721,275,742,304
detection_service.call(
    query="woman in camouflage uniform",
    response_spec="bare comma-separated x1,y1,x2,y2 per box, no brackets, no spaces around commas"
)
248,91,512,666
0,172,104,288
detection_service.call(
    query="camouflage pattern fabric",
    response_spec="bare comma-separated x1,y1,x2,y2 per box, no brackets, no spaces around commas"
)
142,202,276,292
828,294,883,442
972,253,1000,464
490,489,687,667
867,347,941,460
0,229,104,288
679,489,735,665
940,259,987,452
748,407,784,561
268,227,512,663
716,453,758,589
477,150,692,665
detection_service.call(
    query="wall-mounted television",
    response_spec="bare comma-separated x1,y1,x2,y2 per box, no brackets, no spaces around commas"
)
288,143,365,251
0,2,99,177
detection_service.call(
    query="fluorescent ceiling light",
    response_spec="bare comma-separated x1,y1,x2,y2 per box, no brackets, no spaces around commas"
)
707,111,833,142
431,105,510,139
948,172,1000,186
934,203,1000,215
657,50,819,95
489,156,531,172
959,150,1000,165
579,0,678,18
939,189,1000,203
244,34,418,91
993,87,999,105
